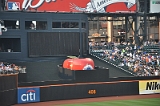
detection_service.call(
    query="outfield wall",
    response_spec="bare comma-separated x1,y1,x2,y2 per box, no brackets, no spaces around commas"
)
0,74,160,105
17,76,160,104
40,81,139,102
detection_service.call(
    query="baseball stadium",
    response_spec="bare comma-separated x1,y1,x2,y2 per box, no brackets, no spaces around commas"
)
0,0,160,106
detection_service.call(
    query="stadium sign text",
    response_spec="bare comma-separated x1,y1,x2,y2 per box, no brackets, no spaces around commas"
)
18,87,40,104
139,80,160,94
22,0,56,10
146,82,160,90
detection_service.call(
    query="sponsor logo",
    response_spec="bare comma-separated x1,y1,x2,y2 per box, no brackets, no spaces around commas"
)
18,88,40,104
139,80,160,94
83,64,93,70
22,0,56,10
7,2,20,10
146,82,160,90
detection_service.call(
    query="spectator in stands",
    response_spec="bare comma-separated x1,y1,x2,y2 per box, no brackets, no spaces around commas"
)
30,23,36,30
90,40,160,76
0,62,26,74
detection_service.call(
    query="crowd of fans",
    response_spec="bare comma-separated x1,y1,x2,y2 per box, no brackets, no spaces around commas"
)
0,62,26,75
89,40,160,76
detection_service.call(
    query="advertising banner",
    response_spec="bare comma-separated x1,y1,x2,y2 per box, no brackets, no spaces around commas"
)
17,87,40,104
139,80,160,94
150,0,160,13
6,0,136,13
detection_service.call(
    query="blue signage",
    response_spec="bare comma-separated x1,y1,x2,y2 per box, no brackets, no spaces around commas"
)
18,87,40,104
7,2,20,10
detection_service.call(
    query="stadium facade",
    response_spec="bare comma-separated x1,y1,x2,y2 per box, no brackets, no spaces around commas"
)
0,0,160,60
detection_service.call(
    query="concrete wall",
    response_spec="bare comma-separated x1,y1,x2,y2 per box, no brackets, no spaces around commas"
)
0,12,88,60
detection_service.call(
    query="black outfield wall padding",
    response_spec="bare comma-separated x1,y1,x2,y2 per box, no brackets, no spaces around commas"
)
0,74,18,106
0,89,17,106
0,74,17,91
40,81,139,102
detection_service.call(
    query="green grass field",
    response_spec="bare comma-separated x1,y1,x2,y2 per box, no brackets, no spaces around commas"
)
60,98,160,106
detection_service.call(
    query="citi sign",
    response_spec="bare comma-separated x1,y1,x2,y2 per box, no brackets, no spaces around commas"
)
18,87,40,104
